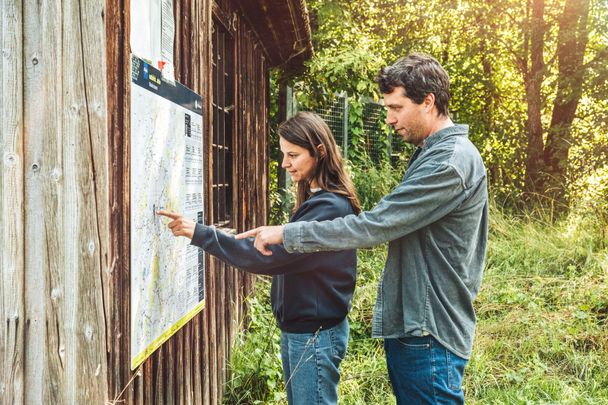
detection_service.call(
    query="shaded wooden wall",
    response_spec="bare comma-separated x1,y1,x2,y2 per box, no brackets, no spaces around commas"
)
108,0,269,403
1,0,270,403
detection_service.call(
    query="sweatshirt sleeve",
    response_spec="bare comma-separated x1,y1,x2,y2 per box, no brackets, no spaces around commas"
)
190,194,352,275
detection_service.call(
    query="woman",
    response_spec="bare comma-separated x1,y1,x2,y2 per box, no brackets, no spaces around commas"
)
158,111,360,405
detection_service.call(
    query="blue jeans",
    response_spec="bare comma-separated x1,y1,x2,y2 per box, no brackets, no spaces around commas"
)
280,318,349,405
384,335,467,405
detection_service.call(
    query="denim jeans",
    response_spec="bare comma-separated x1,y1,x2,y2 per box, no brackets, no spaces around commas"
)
280,318,349,405
384,335,467,405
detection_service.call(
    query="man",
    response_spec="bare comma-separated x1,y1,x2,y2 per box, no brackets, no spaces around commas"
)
238,53,488,404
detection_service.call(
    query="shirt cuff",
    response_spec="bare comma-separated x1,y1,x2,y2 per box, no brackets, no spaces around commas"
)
283,222,302,253
191,223,214,249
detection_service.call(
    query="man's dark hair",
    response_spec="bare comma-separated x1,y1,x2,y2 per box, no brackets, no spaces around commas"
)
377,53,451,117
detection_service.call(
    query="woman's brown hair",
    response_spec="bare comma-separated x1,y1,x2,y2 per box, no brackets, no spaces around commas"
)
278,112,361,214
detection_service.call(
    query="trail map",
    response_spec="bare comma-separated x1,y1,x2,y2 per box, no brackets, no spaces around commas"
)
130,54,205,369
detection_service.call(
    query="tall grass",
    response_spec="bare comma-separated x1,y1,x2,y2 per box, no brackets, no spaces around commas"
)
226,153,607,404
466,206,608,403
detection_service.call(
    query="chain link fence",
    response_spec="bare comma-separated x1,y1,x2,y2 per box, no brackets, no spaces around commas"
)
309,95,350,158
297,93,409,165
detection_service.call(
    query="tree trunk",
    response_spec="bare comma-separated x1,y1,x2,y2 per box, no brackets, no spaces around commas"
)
543,0,591,204
524,0,546,195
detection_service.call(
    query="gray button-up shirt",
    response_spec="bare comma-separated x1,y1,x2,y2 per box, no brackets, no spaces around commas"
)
283,124,488,359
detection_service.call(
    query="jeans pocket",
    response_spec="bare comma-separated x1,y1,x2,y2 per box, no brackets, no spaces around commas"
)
328,323,348,360
396,336,431,349
446,350,467,391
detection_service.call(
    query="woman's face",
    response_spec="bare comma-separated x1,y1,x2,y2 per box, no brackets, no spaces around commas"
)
280,136,318,186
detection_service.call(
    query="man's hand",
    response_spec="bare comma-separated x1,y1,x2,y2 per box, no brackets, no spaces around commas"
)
235,225,285,256
157,210,196,240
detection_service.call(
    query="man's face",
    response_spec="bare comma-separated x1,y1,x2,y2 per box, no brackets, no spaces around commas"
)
383,87,429,146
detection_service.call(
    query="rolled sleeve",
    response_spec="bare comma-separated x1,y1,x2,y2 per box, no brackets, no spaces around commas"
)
283,162,467,253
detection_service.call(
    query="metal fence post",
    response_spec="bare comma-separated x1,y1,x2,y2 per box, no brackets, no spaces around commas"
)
285,85,294,191
342,93,349,160
286,85,295,118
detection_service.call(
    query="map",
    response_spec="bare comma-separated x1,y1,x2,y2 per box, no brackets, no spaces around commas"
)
130,54,205,370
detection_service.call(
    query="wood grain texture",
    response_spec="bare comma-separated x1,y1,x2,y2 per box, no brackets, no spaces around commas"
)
106,0,136,402
59,0,109,402
1,1,25,404
2,0,280,402
22,0,64,403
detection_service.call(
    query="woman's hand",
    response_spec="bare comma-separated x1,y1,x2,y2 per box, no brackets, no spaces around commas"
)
157,210,196,240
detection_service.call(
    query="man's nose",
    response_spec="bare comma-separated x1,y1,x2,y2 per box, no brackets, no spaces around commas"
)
386,113,396,125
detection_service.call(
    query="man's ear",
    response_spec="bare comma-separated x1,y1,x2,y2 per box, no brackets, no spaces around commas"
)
424,93,435,112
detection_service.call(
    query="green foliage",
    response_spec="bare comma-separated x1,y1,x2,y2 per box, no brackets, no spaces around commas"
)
292,0,608,210
268,159,291,225
224,278,286,404
337,247,394,403
291,0,391,168
348,155,405,211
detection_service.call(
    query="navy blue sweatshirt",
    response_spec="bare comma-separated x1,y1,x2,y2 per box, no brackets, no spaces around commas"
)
190,190,357,333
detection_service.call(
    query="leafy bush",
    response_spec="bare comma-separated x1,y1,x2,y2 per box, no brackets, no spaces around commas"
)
349,155,406,211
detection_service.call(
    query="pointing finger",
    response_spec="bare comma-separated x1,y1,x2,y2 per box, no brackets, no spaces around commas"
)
157,209,181,220
235,228,259,240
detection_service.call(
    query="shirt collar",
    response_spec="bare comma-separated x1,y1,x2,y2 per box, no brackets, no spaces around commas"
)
422,124,469,151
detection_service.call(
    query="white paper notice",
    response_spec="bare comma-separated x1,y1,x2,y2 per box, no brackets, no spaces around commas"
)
130,0,174,71
161,0,175,66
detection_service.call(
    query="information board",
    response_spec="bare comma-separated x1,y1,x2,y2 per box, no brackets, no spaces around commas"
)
130,54,205,369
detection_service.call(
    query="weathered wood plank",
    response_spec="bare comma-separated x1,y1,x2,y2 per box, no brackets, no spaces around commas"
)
192,3,205,404
60,0,109,403
0,0,25,404
153,346,164,403
143,360,153,404
1,0,277,403
106,0,143,402
201,2,212,401
207,4,218,403
22,0,65,403
164,339,175,404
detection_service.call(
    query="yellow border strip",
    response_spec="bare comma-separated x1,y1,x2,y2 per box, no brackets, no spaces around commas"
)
131,300,206,370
